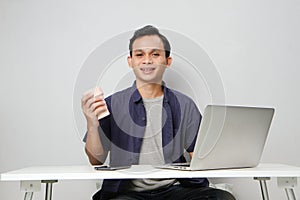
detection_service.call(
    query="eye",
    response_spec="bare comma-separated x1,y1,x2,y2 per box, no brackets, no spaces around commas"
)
135,53,143,57
152,53,160,57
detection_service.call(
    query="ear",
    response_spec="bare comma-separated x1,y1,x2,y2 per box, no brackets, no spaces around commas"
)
127,56,133,68
166,56,172,68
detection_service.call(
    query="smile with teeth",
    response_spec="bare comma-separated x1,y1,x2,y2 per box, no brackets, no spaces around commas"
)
140,67,156,74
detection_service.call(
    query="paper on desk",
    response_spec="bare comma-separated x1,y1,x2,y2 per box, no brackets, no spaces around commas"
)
94,87,110,120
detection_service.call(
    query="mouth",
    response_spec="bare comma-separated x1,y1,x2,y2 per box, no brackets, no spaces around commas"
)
140,67,156,74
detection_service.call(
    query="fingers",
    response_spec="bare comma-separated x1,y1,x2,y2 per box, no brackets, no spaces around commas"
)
81,90,94,107
90,99,106,112
82,95,105,112
81,88,109,122
94,103,109,116
81,89,101,105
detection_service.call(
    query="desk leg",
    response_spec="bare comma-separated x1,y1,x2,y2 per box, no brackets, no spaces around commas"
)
254,177,271,200
21,180,41,200
278,177,297,200
24,192,33,200
41,180,58,200
285,188,296,200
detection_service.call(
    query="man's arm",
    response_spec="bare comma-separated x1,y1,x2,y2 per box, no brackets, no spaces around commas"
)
185,99,201,160
81,89,108,165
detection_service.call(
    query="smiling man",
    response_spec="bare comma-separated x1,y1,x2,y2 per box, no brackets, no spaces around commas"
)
81,25,235,200
128,34,172,91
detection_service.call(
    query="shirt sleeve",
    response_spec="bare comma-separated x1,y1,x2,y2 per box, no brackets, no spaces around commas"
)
82,99,112,152
185,101,202,152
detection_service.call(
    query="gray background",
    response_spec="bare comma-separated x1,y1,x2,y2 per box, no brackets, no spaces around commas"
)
0,0,299,199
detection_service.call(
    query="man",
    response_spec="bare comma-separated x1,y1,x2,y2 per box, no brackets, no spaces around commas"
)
82,25,235,200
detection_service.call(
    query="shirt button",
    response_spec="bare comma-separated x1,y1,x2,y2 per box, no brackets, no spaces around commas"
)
142,117,146,121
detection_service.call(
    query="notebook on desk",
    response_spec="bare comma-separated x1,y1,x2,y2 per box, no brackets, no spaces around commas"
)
156,105,275,171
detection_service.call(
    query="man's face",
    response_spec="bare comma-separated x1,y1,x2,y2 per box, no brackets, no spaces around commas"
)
128,35,172,85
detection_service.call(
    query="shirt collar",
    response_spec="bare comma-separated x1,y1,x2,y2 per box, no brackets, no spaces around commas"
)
131,81,169,103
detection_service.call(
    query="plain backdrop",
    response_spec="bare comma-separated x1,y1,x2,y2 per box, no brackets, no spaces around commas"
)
0,0,299,199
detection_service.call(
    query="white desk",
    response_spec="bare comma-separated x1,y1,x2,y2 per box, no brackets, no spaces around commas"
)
1,163,299,200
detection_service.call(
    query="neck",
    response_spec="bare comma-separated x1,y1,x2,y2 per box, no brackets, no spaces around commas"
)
136,82,164,99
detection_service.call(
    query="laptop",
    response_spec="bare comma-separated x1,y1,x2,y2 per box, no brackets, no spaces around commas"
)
157,105,275,171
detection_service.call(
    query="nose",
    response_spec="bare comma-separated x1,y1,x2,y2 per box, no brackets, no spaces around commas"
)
143,55,153,65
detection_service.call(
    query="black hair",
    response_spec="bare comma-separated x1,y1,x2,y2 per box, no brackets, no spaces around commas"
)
129,25,171,58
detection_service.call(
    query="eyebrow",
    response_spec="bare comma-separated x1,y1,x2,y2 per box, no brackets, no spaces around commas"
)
132,48,164,52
